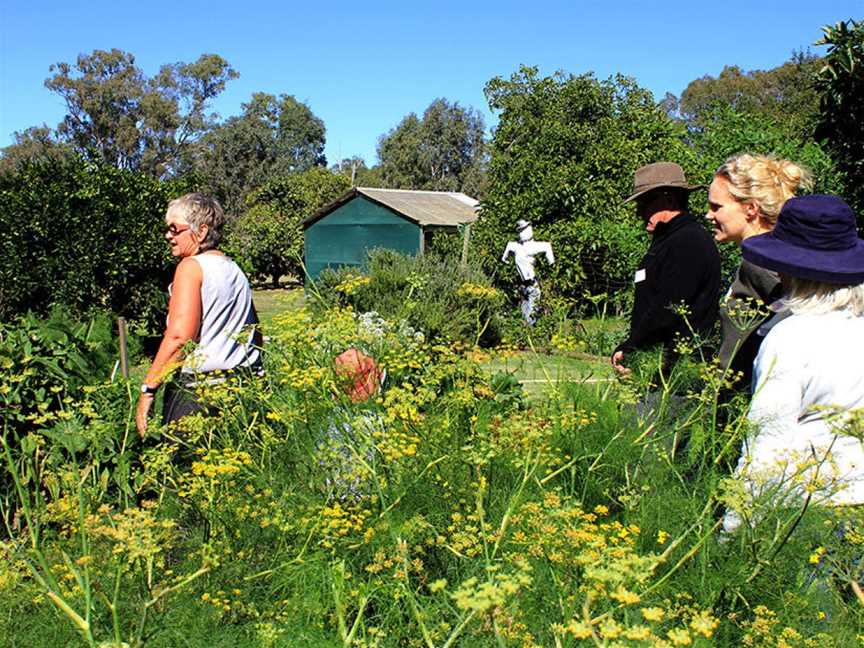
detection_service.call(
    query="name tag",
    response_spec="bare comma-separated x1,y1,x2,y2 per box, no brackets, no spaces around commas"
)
634,269,646,283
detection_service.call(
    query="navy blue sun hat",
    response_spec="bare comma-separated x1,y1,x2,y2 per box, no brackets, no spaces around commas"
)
741,195,864,284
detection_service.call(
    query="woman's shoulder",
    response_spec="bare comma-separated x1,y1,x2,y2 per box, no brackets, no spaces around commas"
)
766,311,863,344
174,256,204,279
191,252,243,273
736,260,781,301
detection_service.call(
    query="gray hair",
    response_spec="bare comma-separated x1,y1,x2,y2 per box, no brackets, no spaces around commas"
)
781,277,864,316
166,193,226,252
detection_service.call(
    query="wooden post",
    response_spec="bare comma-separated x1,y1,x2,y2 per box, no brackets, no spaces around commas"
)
117,317,129,379
460,223,472,268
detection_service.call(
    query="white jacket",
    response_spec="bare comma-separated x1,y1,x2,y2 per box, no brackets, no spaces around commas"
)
723,310,864,533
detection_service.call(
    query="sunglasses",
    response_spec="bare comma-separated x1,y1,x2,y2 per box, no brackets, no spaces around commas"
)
165,223,192,236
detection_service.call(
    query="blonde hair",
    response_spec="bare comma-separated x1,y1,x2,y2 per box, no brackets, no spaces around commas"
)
166,193,226,252
715,154,813,226
781,277,864,316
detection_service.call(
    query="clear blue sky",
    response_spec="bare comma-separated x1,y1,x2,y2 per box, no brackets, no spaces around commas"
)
1,1,861,166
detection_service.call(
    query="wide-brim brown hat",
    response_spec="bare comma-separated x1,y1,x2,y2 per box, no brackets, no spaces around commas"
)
623,162,703,204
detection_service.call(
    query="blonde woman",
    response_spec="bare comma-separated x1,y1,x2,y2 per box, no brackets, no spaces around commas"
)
706,154,812,387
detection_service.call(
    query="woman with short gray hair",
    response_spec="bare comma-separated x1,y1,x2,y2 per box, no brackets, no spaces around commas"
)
135,193,262,436
165,193,228,252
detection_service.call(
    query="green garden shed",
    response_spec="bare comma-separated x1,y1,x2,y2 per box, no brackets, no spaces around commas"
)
302,187,479,280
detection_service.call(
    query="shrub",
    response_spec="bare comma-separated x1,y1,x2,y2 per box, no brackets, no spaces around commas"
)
474,66,697,311
308,248,505,347
0,155,191,327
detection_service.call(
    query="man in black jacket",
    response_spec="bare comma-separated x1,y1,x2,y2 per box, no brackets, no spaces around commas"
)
612,162,721,376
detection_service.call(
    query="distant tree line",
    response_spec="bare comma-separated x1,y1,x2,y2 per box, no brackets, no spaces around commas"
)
0,18,861,323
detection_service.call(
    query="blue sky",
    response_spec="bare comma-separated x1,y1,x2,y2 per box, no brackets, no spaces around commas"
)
1,1,861,166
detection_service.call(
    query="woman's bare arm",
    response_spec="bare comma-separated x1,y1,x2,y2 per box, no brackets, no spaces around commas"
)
144,257,203,386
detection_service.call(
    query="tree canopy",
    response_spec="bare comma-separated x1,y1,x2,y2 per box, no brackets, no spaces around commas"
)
197,93,327,214
42,49,238,176
0,126,74,174
377,98,487,197
678,53,821,139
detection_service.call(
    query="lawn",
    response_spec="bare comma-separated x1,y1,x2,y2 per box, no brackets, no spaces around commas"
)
253,286,305,325
483,350,614,398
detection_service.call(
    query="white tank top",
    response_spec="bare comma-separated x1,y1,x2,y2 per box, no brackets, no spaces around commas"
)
178,253,261,374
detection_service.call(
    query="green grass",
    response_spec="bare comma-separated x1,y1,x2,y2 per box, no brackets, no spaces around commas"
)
483,349,614,398
253,286,305,325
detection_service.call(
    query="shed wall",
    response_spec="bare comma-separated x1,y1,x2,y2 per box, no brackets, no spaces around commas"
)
304,196,421,279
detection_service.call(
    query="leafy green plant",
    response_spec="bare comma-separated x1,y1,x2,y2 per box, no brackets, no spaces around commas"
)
0,307,120,434
0,155,192,326
815,19,864,217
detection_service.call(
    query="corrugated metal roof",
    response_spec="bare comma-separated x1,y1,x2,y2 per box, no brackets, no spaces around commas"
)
304,187,479,228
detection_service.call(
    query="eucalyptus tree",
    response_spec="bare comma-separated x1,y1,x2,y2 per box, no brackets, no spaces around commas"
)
197,93,327,214
43,48,238,176
377,98,487,197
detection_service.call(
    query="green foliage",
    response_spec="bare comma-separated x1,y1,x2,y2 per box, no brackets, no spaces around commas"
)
377,98,487,197
690,105,844,194
0,126,74,175
43,48,237,176
309,248,504,346
198,93,328,214
815,19,864,217
0,307,120,436
225,167,351,286
475,66,695,310
679,53,822,140
0,155,189,326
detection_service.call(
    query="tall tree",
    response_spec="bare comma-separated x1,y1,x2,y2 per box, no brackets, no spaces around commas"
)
679,53,821,139
331,157,385,187
43,49,237,176
475,66,694,306
198,93,327,214
376,98,487,196
814,19,864,217
225,167,350,286
0,126,73,174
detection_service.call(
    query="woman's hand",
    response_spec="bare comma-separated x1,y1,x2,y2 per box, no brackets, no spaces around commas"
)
136,393,154,437
611,350,632,377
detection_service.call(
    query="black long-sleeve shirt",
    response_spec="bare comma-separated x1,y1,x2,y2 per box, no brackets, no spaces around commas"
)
616,213,721,357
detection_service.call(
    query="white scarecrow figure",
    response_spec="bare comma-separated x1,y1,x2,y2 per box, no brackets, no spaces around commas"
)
501,219,555,324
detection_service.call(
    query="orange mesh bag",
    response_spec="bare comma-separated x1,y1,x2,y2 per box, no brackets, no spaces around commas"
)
334,348,382,403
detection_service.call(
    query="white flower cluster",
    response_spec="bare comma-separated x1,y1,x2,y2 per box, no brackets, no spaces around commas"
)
355,311,425,344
